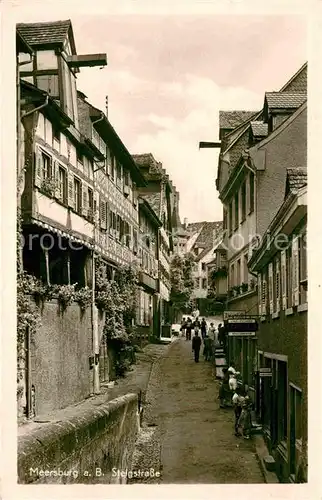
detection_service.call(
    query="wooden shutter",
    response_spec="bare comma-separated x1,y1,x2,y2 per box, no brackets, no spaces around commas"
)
82,183,88,218
262,277,267,315
34,145,42,187
258,274,262,315
53,161,59,198
109,210,113,235
133,228,138,254
276,258,280,313
67,171,75,209
100,199,107,230
268,263,273,315
281,250,287,310
292,236,299,306
94,191,99,225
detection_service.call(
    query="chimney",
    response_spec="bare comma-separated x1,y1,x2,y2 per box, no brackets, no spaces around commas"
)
183,217,188,229
105,95,108,119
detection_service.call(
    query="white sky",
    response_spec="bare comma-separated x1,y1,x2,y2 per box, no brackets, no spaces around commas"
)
10,2,306,223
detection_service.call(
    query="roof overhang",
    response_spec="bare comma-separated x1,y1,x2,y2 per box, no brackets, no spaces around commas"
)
139,198,162,228
20,80,73,127
89,107,146,187
16,31,34,55
249,188,307,272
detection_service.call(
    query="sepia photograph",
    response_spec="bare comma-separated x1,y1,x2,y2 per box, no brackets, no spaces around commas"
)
6,0,311,491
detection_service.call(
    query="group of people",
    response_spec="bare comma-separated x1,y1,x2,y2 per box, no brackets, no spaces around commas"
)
219,362,253,439
180,316,217,363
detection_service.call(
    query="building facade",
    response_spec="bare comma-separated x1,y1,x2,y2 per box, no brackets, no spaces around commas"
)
132,153,175,336
16,20,156,416
215,64,307,400
249,171,307,483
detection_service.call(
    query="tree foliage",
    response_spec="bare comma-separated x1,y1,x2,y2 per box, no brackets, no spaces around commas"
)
170,252,195,313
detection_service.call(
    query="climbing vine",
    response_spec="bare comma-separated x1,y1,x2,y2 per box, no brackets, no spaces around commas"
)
95,256,139,376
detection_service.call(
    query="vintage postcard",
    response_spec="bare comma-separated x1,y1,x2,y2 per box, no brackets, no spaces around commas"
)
1,0,320,498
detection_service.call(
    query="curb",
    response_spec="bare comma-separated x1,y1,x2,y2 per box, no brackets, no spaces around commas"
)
253,434,279,484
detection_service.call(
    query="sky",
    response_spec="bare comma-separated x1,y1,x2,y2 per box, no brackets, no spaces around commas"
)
11,4,307,223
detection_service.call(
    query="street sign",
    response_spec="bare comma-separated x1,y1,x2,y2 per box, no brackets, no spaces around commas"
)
223,310,246,320
227,319,256,324
228,332,256,337
259,368,272,377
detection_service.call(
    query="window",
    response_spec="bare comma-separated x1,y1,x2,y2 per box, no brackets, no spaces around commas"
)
42,152,52,179
202,278,207,289
36,50,58,70
230,263,235,288
87,188,93,219
58,166,67,203
36,75,59,97
52,124,60,149
116,161,122,187
243,254,248,283
286,245,293,308
249,172,255,213
241,182,246,221
77,148,83,164
229,201,233,235
111,154,115,181
124,169,129,186
299,231,307,304
201,263,206,271
237,259,241,285
234,192,239,230
74,178,81,214
116,214,122,240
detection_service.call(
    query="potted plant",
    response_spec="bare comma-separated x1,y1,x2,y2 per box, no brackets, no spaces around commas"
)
249,278,256,290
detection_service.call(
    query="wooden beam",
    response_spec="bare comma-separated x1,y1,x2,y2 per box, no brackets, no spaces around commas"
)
66,54,107,68
199,141,221,149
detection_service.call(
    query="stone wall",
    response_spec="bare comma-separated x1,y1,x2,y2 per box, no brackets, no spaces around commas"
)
30,299,105,417
18,393,139,484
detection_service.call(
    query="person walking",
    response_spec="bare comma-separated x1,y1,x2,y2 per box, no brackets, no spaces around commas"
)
219,368,230,408
180,317,187,338
192,330,202,363
186,317,192,340
200,318,207,339
203,333,211,361
218,323,225,346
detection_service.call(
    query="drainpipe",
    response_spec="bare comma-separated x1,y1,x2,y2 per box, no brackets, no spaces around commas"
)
92,112,104,126
91,248,100,394
21,95,49,119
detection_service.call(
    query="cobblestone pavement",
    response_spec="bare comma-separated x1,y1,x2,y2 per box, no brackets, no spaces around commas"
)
130,337,264,484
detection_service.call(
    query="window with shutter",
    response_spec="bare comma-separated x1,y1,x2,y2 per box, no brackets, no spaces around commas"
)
276,258,280,313
258,274,262,315
34,146,43,187
292,236,299,306
133,229,138,254
262,274,267,315
82,184,88,218
100,200,107,230
268,263,273,315
67,172,75,208
109,211,114,235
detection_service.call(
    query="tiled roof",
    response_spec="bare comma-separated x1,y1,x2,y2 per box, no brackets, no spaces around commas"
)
189,221,223,261
132,153,167,181
140,193,162,219
17,20,72,47
250,121,268,138
186,222,204,233
219,111,258,130
265,92,307,110
286,167,307,192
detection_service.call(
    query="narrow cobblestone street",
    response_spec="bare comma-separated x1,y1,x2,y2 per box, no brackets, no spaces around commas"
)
131,337,264,484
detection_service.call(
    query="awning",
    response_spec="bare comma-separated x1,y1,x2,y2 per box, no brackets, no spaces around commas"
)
31,219,95,250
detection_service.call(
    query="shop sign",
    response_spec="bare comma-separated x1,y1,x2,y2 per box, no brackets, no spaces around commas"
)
228,331,256,337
